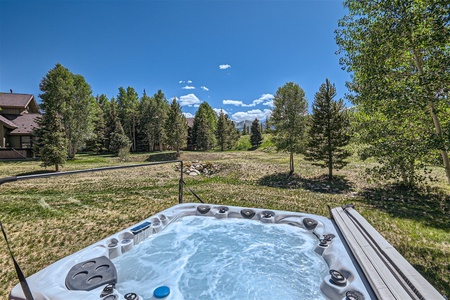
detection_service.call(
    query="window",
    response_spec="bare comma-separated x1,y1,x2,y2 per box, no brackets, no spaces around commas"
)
21,136,32,148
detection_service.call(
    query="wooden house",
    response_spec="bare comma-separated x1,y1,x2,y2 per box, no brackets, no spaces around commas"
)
0,91,41,159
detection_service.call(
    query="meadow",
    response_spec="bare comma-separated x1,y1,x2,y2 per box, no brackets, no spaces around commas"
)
0,149,449,298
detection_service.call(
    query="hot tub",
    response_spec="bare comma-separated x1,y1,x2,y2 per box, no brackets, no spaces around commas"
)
9,203,374,300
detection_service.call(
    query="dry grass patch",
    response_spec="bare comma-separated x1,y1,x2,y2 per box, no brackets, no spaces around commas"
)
0,150,449,298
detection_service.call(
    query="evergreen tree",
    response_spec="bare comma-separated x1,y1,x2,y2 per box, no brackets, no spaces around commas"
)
33,113,67,172
109,120,131,154
139,90,169,152
305,79,351,180
225,116,240,150
215,110,239,151
153,90,170,151
192,102,217,150
265,117,270,133
116,86,139,151
39,63,95,159
271,82,308,174
195,116,211,150
165,98,188,157
85,99,106,154
243,123,247,135
97,94,111,123
216,110,227,151
250,118,263,149
104,98,119,152
139,92,157,151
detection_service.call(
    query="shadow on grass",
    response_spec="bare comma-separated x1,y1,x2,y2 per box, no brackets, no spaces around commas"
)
258,172,353,194
359,185,450,230
146,152,178,162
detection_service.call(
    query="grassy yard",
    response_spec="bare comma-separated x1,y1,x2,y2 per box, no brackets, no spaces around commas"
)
0,150,449,298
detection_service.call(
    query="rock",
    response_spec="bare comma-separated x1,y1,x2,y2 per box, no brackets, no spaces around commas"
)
189,171,199,176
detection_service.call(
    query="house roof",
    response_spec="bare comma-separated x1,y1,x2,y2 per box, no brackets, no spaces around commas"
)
0,114,18,129
1,114,40,135
0,93,38,111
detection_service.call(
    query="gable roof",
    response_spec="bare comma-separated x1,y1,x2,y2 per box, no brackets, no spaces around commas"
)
0,114,18,129
0,93,38,111
1,114,40,135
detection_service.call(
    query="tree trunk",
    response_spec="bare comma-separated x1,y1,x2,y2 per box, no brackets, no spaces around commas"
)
55,164,59,172
400,166,408,185
428,102,450,184
132,117,136,152
328,134,333,181
289,151,294,174
328,163,333,181
413,50,450,184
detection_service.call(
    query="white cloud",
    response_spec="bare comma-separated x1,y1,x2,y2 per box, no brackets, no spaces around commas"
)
231,109,272,122
187,80,192,83
219,64,231,70
213,108,228,115
178,94,201,107
179,80,184,83
194,104,200,108
222,94,274,108
183,112,194,118
263,100,274,107
182,86,195,90
253,94,274,105
223,99,244,106
201,86,209,91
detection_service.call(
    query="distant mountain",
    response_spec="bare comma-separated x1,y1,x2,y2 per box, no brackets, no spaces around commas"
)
234,120,253,131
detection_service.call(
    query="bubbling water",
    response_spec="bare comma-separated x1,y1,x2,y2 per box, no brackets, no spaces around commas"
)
114,216,328,300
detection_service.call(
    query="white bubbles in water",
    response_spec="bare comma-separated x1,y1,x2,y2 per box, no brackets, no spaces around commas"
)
113,216,328,300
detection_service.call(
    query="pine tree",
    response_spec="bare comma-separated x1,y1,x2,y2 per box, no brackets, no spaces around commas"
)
192,102,217,150
153,90,170,151
109,120,131,154
139,92,157,151
271,82,308,174
305,79,351,180
225,116,240,149
33,113,68,172
250,118,263,149
116,87,139,152
265,117,270,133
85,100,106,154
39,63,95,159
165,98,188,157
216,110,227,151
104,98,119,152
215,110,239,151
195,116,211,151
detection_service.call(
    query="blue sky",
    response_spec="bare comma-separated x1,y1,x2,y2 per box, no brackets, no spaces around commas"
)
0,0,351,122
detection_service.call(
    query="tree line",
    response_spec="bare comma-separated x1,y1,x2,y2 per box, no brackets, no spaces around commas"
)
33,64,243,169
33,64,351,181
34,0,450,187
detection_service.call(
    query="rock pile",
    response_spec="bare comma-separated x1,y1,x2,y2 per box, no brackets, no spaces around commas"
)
176,161,221,176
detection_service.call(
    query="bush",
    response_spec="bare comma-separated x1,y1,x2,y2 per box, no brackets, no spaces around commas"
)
118,147,130,162
233,135,252,150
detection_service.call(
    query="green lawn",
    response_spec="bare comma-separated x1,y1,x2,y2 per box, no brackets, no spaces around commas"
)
0,150,449,298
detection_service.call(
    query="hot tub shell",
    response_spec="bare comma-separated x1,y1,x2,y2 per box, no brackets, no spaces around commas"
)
10,203,375,300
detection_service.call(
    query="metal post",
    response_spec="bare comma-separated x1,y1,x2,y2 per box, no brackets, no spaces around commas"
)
179,161,184,203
